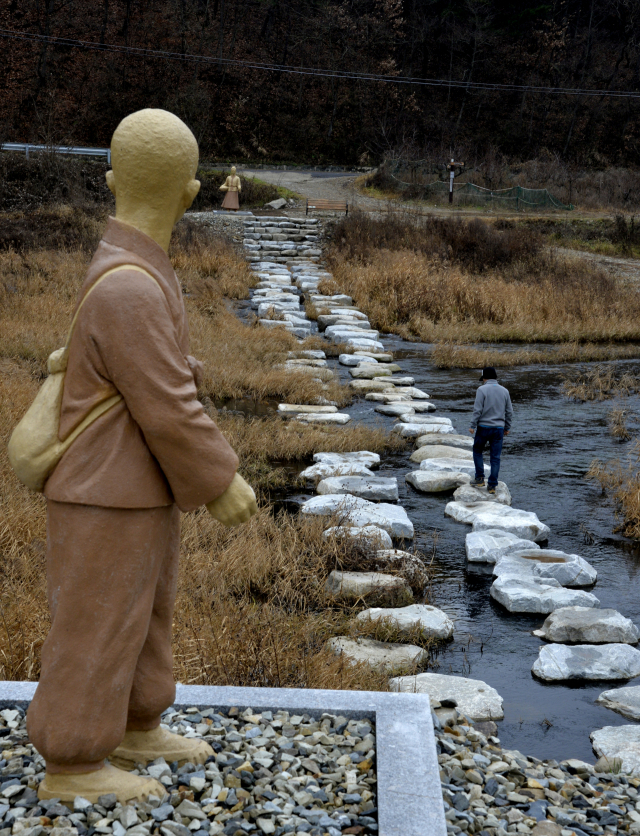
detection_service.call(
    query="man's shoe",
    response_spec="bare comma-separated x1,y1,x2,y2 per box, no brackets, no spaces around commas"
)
487,486,496,494
109,726,214,770
472,478,485,487
38,762,165,804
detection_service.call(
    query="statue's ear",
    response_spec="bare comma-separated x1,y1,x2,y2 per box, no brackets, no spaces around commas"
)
106,170,116,196
183,179,201,210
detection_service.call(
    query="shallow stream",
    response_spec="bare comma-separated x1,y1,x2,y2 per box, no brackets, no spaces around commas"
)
342,339,640,763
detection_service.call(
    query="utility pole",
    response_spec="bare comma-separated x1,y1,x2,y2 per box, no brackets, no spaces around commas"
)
447,158,465,204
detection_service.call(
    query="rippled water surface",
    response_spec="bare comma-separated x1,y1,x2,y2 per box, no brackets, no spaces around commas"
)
333,337,640,762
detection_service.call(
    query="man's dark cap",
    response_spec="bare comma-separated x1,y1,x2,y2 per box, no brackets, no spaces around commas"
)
480,366,497,381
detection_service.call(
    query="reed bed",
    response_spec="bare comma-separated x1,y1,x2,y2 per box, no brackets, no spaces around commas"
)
432,343,640,370
562,366,640,402
326,213,640,358
588,449,640,539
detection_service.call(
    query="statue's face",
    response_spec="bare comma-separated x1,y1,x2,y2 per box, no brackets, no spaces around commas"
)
231,166,237,175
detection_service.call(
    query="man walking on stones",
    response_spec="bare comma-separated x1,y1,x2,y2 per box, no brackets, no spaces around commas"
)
469,367,513,494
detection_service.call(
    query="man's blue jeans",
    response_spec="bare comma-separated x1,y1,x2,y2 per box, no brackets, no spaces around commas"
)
473,426,504,488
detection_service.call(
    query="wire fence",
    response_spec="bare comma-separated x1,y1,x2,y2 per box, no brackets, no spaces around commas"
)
385,161,574,210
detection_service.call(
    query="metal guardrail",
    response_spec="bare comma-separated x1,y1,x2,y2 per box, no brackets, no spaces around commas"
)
1,142,111,163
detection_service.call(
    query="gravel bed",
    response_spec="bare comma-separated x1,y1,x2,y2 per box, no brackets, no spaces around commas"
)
0,706,376,836
432,703,640,836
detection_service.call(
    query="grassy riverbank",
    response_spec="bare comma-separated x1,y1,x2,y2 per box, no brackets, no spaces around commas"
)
0,218,420,689
326,213,640,367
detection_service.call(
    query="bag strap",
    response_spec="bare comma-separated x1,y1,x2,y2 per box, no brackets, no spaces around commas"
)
64,264,162,349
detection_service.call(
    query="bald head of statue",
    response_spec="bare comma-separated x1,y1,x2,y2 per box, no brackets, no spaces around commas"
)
106,109,201,251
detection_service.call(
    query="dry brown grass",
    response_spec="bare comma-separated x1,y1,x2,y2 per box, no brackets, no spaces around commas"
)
326,213,640,347
431,343,640,369
608,409,632,442
588,450,640,538
561,366,640,402
0,219,421,691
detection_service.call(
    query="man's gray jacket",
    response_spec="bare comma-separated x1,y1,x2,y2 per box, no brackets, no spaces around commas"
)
470,379,513,431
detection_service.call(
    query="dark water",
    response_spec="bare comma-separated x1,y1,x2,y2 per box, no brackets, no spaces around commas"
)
329,337,640,763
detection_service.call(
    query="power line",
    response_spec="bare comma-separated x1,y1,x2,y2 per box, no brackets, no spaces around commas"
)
2,27,640,99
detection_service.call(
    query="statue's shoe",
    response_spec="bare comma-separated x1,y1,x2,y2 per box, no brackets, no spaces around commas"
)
38,762,165,804
109,726,214,770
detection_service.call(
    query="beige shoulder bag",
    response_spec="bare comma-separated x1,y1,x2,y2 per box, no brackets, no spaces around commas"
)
8,265,160,492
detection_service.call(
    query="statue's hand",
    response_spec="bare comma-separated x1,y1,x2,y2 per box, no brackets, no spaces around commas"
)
206,473,258,527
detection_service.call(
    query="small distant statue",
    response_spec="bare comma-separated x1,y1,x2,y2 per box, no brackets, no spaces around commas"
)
219,166,241,211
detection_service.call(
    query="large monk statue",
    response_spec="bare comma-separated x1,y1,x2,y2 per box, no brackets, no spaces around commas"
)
25,109,258,804
219,165,241,211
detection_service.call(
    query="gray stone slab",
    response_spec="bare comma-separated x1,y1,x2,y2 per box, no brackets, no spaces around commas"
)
0,680,445,836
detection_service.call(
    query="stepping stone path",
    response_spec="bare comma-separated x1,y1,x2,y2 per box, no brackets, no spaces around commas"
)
324,570,413,606
327,636,428,674
535,606,640,644
389,672,505,721
596,684,640,719
466,529,540,563
355,604,455,640
490,576,600,614
532,643,640,681
235,211,640,775
590,725,640,775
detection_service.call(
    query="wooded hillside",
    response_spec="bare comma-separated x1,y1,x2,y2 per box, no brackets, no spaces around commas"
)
1,0,639,165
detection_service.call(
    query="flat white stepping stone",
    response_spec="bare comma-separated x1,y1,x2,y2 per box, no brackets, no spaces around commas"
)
314,451,380,467
345,339,386,352
376,404,416,417
416,445,472,460
323,525,393,550
299,462,375,481
297,413,351,424
351,379,395,393
454,482,512,506
350,366,393,379
406,471,470,493
327,637,428,674
317,475,399,502
395,423,454,438
354,352,394,362
412,433,473,454
302,494,414,539
597,685,640,719
420,458,488,478
356,604,454,640
385,376,415,386
495,549,597,587
591,726,640,775
389,673,504,721
285,358,326,367
288,350,326,359
365,393,412,403
324,570,412,604
536,608,639,644
465,529,540,564
392,387,430,399
259,320,294,330
532,643,640,681
375,549,425,571
445,501,551,542
397,415,452,425
491,576,600,613
339,354,373,366
278,404,337,414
